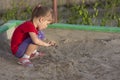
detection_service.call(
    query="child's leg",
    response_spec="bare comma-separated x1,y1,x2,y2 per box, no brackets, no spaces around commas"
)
23,43,38,57
16,31,44,58
15,38,38,67
18,43,38,67
15,38,36,58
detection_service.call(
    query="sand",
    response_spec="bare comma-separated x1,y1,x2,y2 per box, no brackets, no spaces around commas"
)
0,28,120,80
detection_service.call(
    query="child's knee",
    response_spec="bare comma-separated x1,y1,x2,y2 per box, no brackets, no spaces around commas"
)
29,43,39,49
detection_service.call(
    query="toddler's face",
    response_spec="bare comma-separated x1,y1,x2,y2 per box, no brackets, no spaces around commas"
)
37,14,52,30
38,20,51,30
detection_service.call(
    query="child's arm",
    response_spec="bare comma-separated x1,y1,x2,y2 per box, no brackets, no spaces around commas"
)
29,32,51,47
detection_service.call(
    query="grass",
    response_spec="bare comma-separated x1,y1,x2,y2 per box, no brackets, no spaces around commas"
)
65,0,120,27
0,0,120,27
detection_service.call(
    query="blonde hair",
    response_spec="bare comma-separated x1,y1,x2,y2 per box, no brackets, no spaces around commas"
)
31,4,53,22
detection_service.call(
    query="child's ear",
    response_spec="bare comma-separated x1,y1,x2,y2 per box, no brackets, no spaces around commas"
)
39,17,44,23
39,18,42,23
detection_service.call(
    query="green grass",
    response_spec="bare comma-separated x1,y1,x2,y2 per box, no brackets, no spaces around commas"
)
65,0,120,27
1,0,120,27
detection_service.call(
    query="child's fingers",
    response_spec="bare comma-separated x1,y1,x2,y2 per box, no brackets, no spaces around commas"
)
48,41,50,44
51,43,57,46
48,41,56,46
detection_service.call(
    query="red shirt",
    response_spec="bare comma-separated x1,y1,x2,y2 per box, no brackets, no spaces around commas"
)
11,21,38,55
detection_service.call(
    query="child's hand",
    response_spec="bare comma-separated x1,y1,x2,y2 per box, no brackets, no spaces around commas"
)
44,43,51,47
48,41,56,46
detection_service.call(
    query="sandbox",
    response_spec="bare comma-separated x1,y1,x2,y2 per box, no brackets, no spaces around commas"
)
0,21,120,80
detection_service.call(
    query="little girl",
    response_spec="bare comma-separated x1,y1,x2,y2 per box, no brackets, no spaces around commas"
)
11,4,55,67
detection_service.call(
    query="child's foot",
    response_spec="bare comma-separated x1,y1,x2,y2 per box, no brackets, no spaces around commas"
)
30,52,45,59
18,58,33,67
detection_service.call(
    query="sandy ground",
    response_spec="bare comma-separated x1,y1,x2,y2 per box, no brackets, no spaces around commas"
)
0,28,120,80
